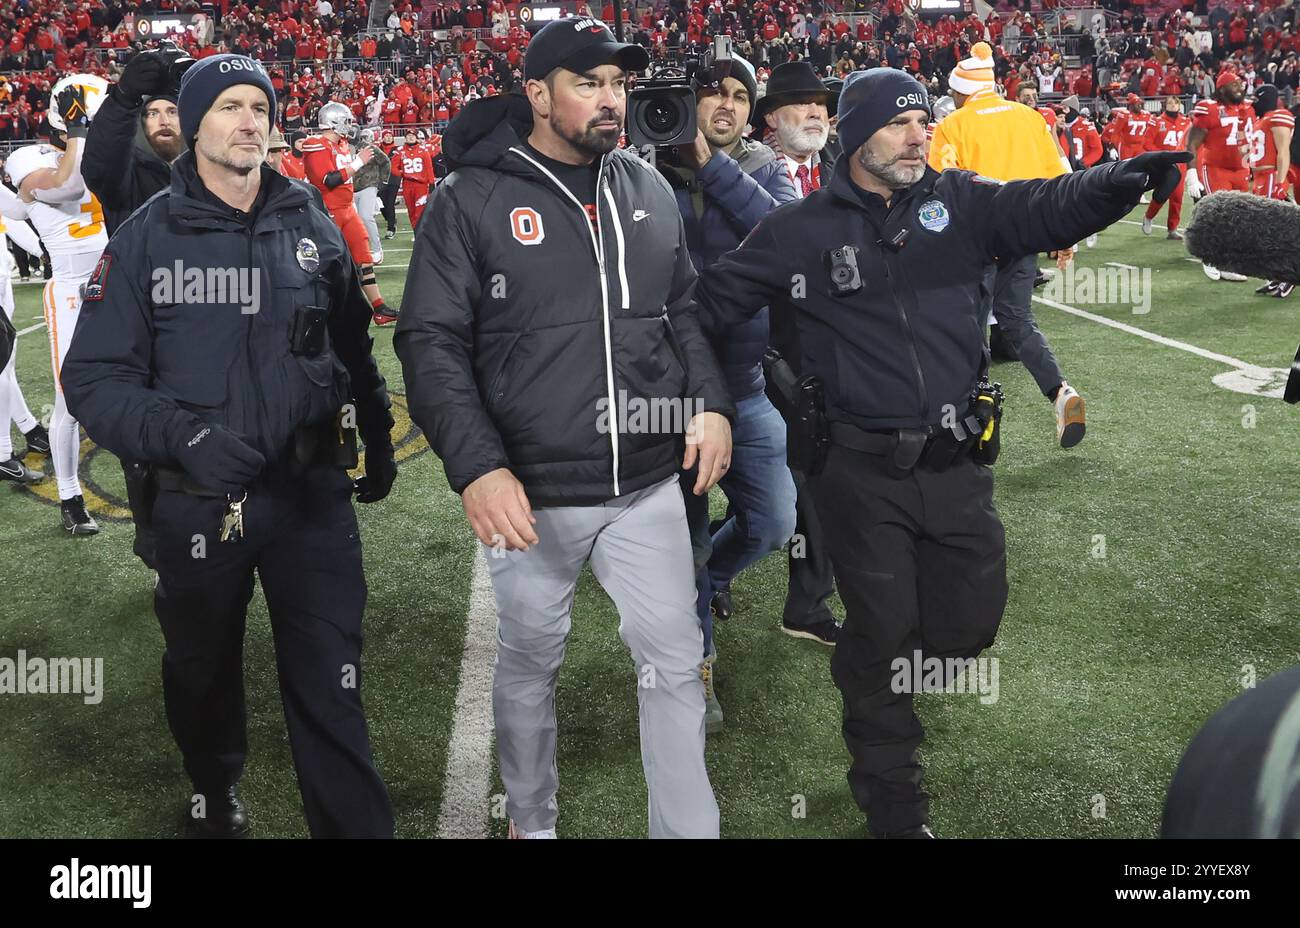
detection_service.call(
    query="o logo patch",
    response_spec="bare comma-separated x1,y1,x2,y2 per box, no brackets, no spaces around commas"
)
510,207,544,245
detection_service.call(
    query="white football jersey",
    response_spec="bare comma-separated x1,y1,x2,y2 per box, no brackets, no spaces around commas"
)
4,144,106,280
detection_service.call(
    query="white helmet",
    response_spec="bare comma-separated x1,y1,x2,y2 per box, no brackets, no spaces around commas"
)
47,73,109,132
932,95,956,123
318,101,356,139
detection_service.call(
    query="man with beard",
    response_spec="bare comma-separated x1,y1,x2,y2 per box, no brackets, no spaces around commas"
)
84,44,195,569
395,18,734,839
694,68,1190,837
754,61,840,199
84,43,193,236
752,59,844,648
654,55,798,733
1186,70,1255,281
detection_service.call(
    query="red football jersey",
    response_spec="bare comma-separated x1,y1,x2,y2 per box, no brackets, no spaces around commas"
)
1144,112,1192,152
280,150,307,181
1067,118,1104,167
300,133,357,212
1105,110,1154,158
1192,99,1255,170
395,143,435,185
1250,107,1296,170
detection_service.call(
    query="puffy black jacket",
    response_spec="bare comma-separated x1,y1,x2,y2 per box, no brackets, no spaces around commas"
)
698,156,1146,432
61,152,391,467
82,92,175,236
394,93,734,507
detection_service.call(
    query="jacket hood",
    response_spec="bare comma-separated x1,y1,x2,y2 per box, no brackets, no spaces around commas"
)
443,93,536,173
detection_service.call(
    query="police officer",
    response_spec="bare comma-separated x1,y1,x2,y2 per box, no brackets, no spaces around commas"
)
61,54,398,839
696,68,1189,837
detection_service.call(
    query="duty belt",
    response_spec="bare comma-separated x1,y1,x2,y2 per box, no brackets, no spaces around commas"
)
828,421,971,473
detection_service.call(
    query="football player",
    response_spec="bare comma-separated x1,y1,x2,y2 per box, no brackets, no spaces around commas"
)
300,102,398,325
1248,84,1296,297
394,126,436,234
5,75,110,533
0,184,49,483
1141,95,1192,240
1186,71,1254,281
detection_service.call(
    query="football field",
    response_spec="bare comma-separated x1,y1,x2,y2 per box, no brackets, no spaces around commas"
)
2,204,1298,838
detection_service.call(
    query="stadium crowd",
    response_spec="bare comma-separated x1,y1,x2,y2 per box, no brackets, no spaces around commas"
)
3,0,1300,142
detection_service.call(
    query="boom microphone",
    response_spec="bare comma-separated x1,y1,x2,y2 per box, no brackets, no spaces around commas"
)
1184,192,1300,283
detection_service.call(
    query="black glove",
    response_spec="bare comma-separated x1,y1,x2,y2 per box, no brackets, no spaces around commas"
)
57,85,90,138
354,442,396,504
171,421,266,494
113,50,170,107
1112,150,1194,202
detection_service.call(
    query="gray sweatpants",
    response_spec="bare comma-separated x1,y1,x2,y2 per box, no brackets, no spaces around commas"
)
486,474,719,838
354,187,381,255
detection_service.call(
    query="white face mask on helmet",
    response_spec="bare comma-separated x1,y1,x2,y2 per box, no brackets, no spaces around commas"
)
318,100,357,140
47,73,109,132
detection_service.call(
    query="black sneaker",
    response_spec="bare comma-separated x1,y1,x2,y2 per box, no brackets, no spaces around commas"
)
780,618,839,646
60,495,99,535
1256,280,1280,295
0,457,43,484
880,824,936,839
1032,269,1049,288
384,229,396,240
22,424,50,456
709,589,733,622
1276,283,1295,298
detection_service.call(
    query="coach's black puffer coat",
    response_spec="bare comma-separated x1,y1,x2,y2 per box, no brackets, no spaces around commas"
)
395,93,734,507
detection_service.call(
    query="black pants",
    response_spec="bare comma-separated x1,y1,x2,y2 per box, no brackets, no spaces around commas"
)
8,238,37,278
151,467,393,838
983,254,1063,396
810,444,1007,835
784,468,837,626
380,179,399,233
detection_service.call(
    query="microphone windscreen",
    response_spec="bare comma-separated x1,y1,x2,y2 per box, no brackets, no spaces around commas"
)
1185,192,1300,284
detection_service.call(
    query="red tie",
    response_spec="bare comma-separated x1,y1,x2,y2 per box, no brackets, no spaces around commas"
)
794,164,812,197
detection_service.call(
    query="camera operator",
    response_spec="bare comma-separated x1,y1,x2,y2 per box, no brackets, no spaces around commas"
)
83,43,194,236
654,55,798,733
82,43,195,570
695,68,1190,837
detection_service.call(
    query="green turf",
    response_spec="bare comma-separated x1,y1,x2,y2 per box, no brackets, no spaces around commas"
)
3,204,1299,838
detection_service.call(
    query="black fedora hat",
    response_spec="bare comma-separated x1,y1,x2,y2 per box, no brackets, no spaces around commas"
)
752,61,840,128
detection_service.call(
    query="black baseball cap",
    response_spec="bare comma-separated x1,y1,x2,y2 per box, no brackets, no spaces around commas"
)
524,17,650,82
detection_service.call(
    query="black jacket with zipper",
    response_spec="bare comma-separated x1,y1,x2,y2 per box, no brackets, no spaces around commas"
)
61,151,392,468
696,156,1149,434
394,93,734,507
82,91,175,237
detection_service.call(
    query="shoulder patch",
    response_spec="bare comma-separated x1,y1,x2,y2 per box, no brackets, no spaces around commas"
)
82,253,111,302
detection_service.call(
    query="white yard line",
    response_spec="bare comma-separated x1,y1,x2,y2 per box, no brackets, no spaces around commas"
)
1032,293,1263,373
16,321,46,337
434,544,499,839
